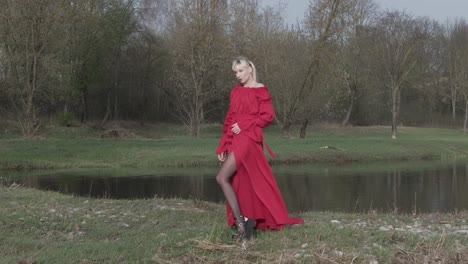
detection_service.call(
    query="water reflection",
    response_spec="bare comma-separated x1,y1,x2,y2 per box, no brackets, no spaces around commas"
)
3,161,468,213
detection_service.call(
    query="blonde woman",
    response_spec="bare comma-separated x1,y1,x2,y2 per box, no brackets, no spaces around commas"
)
216,57,303,241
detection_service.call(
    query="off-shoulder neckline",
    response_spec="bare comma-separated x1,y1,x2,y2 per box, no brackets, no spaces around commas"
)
236,84,267,89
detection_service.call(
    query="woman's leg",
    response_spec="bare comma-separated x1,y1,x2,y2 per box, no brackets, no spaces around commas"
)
216,152,256,241
216,152,242,220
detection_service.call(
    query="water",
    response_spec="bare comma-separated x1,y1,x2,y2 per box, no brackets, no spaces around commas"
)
2,160,468,213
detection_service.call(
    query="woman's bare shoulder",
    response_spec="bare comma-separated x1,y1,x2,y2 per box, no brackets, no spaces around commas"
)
249,82,265,88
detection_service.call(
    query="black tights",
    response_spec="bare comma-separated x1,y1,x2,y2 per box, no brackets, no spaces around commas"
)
216,152,242,221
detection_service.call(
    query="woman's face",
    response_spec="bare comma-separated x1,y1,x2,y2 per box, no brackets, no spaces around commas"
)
233,64,252,84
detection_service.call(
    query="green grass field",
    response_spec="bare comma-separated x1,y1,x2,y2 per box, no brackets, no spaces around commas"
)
2,123,468,263
1,123,468,170
1,187,468,263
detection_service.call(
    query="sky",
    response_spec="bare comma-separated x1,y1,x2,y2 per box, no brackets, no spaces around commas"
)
262,0,468,25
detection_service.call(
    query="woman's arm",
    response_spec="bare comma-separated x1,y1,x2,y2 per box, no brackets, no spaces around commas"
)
237,88,274,130
254,89,274,128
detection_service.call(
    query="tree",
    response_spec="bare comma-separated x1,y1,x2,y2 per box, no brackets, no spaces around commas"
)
334,0,377,126
306,0,378,128
99,0,138,125
65,0,109,123
372,11,425,139
0,0,70,136
267,26,310,137
277,0,344,138
445,20,468,132
167,0,229,137
410,20,447,127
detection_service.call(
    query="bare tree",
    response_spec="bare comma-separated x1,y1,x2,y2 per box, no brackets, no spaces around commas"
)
100,0,138,125
309,0,377,128
277,0,344,138
335,0,377,126
444,21,459,126
372,11,424,139
0,0,464,132
445,19,468,132
65,0,110,123
167,0,229,137
267,26,310,137
225,0,260,56
0,0,69,136
411,20,447,127
135,0,168,32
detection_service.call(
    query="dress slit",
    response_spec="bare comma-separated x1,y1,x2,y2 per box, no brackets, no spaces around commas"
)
217,85,304,230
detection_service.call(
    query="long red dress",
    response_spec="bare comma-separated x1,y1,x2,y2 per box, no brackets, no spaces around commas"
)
216,84,304,230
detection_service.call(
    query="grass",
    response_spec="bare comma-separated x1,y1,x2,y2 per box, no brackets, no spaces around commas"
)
2,186,468,263
2,123,468,262
1,123,468,170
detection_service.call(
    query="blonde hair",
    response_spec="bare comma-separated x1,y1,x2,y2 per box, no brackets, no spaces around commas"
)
232,56,257,82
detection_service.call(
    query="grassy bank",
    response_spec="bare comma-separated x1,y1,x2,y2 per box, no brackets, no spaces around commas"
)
1,186,468,263
1,123,468,170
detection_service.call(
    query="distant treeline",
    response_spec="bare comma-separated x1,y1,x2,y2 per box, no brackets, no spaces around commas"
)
1,0,467,137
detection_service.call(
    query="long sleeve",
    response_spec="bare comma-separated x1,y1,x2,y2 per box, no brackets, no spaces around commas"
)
254,89,274,128
237,88,274,131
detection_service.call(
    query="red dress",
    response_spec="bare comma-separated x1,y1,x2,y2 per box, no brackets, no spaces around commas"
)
216,84,304,230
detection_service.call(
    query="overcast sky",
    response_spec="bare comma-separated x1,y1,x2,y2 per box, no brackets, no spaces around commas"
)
261,0,468,24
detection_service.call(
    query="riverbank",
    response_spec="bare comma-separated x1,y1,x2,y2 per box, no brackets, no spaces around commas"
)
1,123,468,170
1,186,468,263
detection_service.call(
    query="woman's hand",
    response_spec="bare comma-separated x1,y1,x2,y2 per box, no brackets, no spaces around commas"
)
231,123,241,134
218,152,226,162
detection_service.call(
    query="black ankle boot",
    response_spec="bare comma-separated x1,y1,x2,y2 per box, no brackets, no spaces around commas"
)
243,218,256,240
232,215,246,240
232,216,256,241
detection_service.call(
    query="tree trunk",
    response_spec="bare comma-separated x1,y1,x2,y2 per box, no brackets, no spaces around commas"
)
342,96,354,126
391,113,397,139
281,120,291,138
464,100,468,134
22,53,40,137
23,92,38,137
80,85,88,123
113,93,118,121
189,99,202,138
101,91,111,125
281,0,342,138
451,85,457,127
300,118,308,139
391,88,399,139
190,112,200,138
191,123,200,137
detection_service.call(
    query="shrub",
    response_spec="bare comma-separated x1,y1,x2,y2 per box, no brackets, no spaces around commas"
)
57,112,74,127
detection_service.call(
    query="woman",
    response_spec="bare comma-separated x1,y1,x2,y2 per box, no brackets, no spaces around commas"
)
216,56,304,241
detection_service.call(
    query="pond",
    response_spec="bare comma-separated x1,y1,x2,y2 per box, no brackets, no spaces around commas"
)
2,159,468,214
